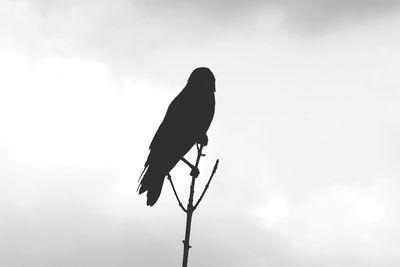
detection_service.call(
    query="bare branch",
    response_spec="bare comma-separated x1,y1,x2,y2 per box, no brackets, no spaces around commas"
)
181,157,195,169
181,144,204,266
167,174,187,213
194,159,219,210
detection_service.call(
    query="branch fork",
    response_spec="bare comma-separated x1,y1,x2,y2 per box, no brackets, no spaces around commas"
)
168,154,219,213
167,143,219,267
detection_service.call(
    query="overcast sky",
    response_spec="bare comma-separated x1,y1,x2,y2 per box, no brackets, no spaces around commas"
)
1,0,400,266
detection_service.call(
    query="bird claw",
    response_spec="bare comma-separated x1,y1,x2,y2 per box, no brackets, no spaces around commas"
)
198,134,208,147
190,167,200,178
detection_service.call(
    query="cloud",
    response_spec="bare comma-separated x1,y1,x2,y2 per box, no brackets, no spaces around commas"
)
2,0,400,84
140,0,400,35
251,179,400,266
1,1,400,266
0,48,174,168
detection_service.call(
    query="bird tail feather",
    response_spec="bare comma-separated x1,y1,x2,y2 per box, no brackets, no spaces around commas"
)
137,165,166,206
137,164,148,185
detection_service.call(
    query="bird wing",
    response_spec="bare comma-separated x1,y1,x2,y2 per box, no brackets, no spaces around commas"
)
148,89,215,165
139,88,215,206
149,92,190,154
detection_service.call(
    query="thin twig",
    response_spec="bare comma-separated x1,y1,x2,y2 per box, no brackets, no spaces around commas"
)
194,159,219,210
181,157,195,170
167,174,187,213
193,159,219,210
187,144,203,212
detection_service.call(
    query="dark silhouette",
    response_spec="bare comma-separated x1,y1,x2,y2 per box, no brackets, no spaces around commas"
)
173,144,218,267
138,67,216,206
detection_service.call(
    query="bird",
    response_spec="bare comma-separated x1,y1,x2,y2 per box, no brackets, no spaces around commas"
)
138,67,216,206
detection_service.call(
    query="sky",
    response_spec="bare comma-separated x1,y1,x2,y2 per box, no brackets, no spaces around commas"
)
1,0,400,266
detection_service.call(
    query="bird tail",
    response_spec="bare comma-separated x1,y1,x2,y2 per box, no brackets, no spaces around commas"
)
137,164,166,206
137,164,149,186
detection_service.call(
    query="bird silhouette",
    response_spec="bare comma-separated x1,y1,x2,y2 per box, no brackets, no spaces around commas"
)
138,67,216,206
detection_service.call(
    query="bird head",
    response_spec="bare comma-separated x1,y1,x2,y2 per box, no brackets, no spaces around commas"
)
187,67,216,92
